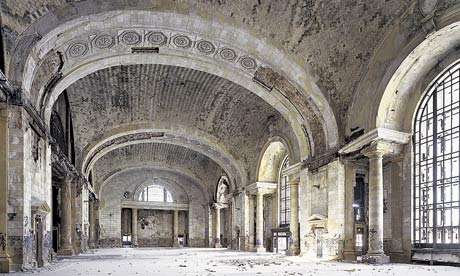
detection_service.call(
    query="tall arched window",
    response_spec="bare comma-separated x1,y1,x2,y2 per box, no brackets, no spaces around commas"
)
138,185,173,203
413,61,460,249
279,156,290,227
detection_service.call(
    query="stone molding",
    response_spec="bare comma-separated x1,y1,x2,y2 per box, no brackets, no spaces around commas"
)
121,200,189,211
62,29,258,74
246,182,277,196
281,162,301,179
339,127,411,155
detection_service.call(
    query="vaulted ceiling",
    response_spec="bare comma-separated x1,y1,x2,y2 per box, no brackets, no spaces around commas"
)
92,142,223,197
3,0,450,128
3,0,460,199
66,64,291,178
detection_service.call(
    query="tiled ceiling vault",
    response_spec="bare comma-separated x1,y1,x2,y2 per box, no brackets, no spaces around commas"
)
67,64,293,176
93,142,223,196
4,0,458,132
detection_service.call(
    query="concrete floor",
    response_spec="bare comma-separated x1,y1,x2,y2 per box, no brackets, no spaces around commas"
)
3,248,459,276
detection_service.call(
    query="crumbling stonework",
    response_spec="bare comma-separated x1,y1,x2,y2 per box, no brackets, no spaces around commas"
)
1,1,460,274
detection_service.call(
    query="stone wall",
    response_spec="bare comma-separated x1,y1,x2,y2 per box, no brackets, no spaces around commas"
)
7,106,52,271
137,210,174,247
99,168,207,248
300,160,345,260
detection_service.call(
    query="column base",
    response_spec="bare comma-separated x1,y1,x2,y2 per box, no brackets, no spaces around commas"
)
0,256,11,273
362,253,390,264
286,246,300,256
342,250,357,261
89,242,96,249
214,243,222,248
255,246,266,253
57,247,75,256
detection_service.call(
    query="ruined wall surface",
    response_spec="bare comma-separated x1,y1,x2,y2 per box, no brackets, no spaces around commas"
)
137,209,173,247
7,106,52,271
300,160,344,260
99,168,207,248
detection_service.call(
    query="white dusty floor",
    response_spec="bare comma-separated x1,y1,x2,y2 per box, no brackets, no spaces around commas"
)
3,248,460,276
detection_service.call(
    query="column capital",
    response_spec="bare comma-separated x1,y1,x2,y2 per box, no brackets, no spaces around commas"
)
287,178,300,186
361,141,394,159
213,202,227,210
246,182,277,196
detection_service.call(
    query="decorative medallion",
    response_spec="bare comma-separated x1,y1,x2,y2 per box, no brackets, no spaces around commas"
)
120,31,141,45
240,56,257,70
67,41,88,58
219,47,237,61
146,31,167,46
172,35,192,48
93,34,115,49
196,40,215,54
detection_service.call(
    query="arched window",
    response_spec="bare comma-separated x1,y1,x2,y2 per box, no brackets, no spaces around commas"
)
413,61,460,249
138,185,173,203
279,156,290,227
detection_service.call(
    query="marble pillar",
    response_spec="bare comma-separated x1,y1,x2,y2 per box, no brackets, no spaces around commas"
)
88,198,96,249
132,208,138,247
288,178,300,255
214,207,222,248
343,160,357,260
362,142,391,264
58,176,74,256
0,104,11,272
255,193,265,253
173,209,179,247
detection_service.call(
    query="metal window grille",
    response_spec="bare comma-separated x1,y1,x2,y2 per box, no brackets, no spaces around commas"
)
413,61,460,249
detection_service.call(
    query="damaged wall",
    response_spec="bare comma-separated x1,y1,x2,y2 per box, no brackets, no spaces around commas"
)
7,106,52,271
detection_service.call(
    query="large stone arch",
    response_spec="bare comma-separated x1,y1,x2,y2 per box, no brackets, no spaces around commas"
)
348,3,460,134
99,166,208,204
81,125,245,190
9,8,339,157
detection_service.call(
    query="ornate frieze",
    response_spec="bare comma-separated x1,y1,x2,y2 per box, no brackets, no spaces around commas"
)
63,30,258,72
66,41,88,58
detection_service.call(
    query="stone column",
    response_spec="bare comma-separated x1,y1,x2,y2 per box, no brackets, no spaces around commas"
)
173,209,179,247
58,176,74,256
255,192,265,253
362,142,391,264
214,206,222,248
71,180,79,254
131,208,138,247
88,197,96,249
288,178,300,255
248,195,255,251
343,160,357,260
0,104,11,272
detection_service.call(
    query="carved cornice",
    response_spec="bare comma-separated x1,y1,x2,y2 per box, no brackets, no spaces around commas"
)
301,148,339,172
246,182,277,196
121,200,189,211
339,127,411,155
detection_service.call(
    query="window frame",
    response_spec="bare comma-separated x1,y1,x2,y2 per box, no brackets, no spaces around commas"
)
138,184,173,203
